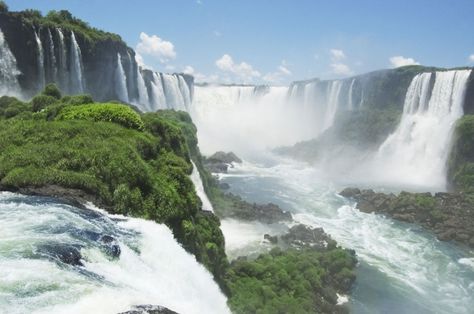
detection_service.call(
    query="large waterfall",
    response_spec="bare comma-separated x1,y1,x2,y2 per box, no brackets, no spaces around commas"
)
69,31,85,94
190,161,214,212
375,69,472,189
0,28,20,96
34,29,46,91
0,192,230,314
115,53,129,102
56,28,68,92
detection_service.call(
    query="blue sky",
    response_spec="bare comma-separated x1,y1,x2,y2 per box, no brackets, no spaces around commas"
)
8,0,474,84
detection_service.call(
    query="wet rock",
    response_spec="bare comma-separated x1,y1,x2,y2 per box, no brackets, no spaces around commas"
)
340,187,474,249
264,234,278,244
100,235,121,258
118,304,178,314
280,224,337,250
203,151,242,173
38,244,83,266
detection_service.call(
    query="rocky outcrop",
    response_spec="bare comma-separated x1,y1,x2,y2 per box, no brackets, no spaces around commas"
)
280,224,338,250
340,187,474,248
204,151,242,173
118,305,178,314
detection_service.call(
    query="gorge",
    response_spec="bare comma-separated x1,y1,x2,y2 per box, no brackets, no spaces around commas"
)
1,3,474,314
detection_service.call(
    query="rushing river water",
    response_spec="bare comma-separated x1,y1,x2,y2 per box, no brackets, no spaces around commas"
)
0,192,230,314
219,157,474,314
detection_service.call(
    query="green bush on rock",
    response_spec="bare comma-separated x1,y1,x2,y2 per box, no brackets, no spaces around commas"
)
56,103,145,130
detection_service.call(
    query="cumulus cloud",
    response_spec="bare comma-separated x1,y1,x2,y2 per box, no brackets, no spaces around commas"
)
136,32,176,63
182,65,219,83
330,63,353,76
330,49,346,61
469,54,474,63
263,60,292,83
389,55,419,68
183,65,195,75
215,54,260,82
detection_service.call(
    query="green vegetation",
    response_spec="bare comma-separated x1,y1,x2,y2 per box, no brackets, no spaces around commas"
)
57,103,145,130
0,0,8,13
226,247,356,314
8,8,121,43
0,87,228,290
448,115,474,192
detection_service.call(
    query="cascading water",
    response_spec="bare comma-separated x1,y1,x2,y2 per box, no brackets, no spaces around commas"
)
375,70,472,189
56,28,68,92
322,80,343,132
178,75,192,109
348,78,355,110
70,31,85,94
190,161,214,212
0,28,21,96
115,53,129,103
162,74,186,110
136,68,149,110
46,28,57,83
0,192,230,314
34,29,46,91
150,72,167,110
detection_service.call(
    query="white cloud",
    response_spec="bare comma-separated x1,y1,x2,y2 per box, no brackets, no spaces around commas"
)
330,49,346,61
182,65,219,83
136,32,176,63
183,65,195,75
330,63,354,76
165,64,176,71
215,54,260,82
263,60,292,83
389,55,419,68
469,54,474,63
196,0,202,4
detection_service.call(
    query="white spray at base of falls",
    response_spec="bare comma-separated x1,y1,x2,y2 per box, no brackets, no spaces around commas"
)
34,30,45,91
115,53,129,102
0,192,230,314
190,161,214,212
0,28,21,96
373,70,472,190
69,31,85,94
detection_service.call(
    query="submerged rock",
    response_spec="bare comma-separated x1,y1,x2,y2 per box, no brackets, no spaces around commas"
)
340,187,474,248
118,305,178,314
38,244,83,266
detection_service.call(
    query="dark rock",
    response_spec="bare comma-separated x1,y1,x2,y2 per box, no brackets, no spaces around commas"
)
340,187,474,249
100,235,121,258
118,305,178,314
280,224,337,250
203,151,242,173
38,244,83,266
263,234,278,244
218,182,230,190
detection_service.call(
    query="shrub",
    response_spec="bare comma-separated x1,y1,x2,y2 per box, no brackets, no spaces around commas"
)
61,94,94,105
31,95,57,112
56,103,145,130
42,83,62,99
0,1,8,13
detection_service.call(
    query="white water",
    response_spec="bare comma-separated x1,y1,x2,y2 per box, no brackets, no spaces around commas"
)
178,75,192,110
190,161,214,212
322,80,343,132
219,158,474,314
136,68,149,109
0,192,230,314
115,53,129,102
70,31,85,94
150,73,167,110
0,28,21,96
374,70,472,190
34,30,45,91
47,28,57,83
56,28,68,92
348,78,355,110
162,74,186,110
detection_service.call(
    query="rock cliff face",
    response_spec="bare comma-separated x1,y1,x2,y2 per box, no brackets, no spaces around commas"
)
0,10,193,111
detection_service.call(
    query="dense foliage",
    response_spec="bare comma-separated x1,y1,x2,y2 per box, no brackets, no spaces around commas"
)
10,8,122,43
226,247,356,314
448,115,474,192
0,88,229,290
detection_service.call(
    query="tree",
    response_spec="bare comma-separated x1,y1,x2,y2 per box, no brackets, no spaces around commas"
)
0,1,9,13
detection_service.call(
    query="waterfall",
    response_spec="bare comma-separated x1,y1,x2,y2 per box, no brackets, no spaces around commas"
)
190,161,214,212
136,68,150,110
178,75,192,110
162,74,186,110
70,31,85,93
348,79,355,110
0,192,230,314
46,28,57,83
56,28,68,92
375,70,472,189
150,72,167,110
115,53,129,102
0,28,21,96
34,29,45,91
321,80,342,132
